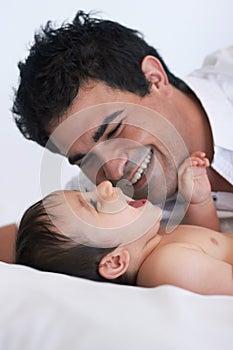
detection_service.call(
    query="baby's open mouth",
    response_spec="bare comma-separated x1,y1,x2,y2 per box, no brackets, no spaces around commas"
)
128,199,147,208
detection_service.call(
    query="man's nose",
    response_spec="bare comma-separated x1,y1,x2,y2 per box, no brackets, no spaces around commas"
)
102,157,127,181
81,139,131,184
92,141,128,181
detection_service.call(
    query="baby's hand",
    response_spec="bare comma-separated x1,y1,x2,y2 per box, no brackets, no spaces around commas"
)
178,151,211,205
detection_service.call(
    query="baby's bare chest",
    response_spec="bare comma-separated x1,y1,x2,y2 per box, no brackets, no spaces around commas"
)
160,226,233,265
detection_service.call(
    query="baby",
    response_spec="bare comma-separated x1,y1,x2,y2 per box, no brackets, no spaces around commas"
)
16,152,233,295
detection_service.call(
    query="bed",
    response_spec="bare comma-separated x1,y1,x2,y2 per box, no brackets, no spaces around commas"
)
1,256,233,350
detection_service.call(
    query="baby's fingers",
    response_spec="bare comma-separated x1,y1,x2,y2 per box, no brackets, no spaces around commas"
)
190,155,210,168
191,151,206,158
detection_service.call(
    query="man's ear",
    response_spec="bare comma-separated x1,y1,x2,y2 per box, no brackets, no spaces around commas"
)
98,249,130,280
141,55,171,96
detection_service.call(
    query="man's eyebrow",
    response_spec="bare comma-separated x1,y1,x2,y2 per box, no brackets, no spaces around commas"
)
68,109,124,165
92,109,124,142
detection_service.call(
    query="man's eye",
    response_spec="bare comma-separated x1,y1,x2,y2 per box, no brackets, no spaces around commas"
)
107,121,122,138
90,199,98,211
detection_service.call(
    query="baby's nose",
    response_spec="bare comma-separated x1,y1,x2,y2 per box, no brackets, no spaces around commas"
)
96,180,117,200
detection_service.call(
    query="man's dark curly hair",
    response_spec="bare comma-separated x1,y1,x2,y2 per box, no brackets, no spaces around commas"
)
13,10,190,153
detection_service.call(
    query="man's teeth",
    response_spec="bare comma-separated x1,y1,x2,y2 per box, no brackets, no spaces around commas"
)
130,151,152,185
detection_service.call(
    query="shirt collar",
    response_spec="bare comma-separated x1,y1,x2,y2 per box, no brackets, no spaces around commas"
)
183,75,233,151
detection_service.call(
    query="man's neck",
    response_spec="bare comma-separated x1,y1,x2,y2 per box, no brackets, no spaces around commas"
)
173,87,214,161
174,88,233,192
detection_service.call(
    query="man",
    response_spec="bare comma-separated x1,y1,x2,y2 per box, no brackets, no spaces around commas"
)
1,10,232,261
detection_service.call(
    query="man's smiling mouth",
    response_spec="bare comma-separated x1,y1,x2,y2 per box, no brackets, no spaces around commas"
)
129,150,152,185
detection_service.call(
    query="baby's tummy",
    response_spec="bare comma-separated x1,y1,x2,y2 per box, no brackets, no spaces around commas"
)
216,232,233,265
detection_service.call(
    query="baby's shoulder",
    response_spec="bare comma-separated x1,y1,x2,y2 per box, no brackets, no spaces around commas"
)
137,240,201,287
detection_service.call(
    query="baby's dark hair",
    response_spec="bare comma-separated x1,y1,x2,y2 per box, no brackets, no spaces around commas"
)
12,10,190,153
15,196,133,285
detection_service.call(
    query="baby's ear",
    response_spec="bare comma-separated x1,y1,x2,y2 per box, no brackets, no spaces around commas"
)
98,249,130,280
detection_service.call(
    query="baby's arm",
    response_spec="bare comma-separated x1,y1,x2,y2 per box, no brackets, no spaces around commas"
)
178,151,220,231
138,243,233,295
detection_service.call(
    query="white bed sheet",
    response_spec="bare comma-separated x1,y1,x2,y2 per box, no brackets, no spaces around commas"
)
1,262,233,350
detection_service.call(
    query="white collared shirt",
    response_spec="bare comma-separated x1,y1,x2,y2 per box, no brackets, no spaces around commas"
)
183,46,233,223
184,45,233,185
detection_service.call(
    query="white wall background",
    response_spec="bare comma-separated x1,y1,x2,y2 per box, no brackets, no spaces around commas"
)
1,0,233,225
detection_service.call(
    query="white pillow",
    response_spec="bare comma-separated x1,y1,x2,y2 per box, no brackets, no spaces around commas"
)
0,262,233,350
